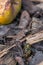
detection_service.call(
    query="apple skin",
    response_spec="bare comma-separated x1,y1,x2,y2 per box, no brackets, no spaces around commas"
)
0,0,21,25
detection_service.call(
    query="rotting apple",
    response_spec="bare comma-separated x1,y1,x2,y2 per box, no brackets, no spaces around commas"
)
0,0,21,25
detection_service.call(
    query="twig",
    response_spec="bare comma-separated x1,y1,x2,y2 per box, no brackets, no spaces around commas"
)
0,44,16,58
26,31,43,45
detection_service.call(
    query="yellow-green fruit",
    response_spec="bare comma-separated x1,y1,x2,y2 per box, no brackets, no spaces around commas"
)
0,0,21,25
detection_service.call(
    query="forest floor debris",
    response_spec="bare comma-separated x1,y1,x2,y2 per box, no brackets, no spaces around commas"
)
0,1,43,65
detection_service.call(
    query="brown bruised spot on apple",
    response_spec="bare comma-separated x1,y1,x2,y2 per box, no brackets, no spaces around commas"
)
0,0,20,15
0,0,10,15
5,2,11,10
